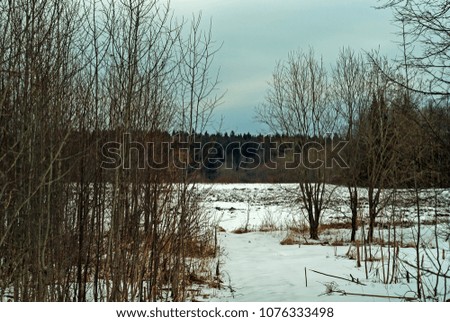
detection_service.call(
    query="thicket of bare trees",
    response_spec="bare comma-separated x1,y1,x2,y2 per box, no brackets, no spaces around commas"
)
258,47,449,243
0,0,221,302
374,0,450,301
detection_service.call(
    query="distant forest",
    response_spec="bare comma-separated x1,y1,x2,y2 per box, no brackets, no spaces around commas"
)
54,123,450,187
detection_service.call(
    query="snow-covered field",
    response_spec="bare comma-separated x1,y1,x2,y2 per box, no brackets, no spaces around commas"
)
2,183,447,302
198,183,450,302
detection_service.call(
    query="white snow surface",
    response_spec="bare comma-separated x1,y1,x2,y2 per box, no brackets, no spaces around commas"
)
198,183,450,302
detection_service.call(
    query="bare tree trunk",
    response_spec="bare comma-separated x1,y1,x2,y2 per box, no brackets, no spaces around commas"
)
349,187,358,242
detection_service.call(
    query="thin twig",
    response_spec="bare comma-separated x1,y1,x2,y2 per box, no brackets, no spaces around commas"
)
334,290,417,301
310,269,367,286
402,260,450,279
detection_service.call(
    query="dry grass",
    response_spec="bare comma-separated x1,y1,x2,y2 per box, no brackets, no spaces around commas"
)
280,235,299,245
258,211,282,232
318,222,353,232
216,226,226,232
288,225,309,234
232,227,251,234
185,238,217,258
259,222,279,232
330,238,345,246
370,237,416,248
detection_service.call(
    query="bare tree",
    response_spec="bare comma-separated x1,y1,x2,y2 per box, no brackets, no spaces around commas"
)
257,49,336,240
332,48,371,242
177,12,223,136
359,55,399,243
169,12,224,301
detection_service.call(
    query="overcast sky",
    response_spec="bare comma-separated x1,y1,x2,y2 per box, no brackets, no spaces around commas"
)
171,0,399,134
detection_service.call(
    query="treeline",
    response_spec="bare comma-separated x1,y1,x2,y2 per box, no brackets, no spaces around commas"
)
63,121,448,187
0,0,221,301
36,114,449,187
25,129,348,183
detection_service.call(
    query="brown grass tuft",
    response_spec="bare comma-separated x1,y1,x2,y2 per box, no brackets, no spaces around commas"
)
280,236,299,245
216,226,226,232
232,227,251,234
330,238,345,246
318,222,353,232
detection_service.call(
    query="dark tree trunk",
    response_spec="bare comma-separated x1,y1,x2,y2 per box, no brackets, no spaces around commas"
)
367,211,376,243
309,217,319,240
349,187,358,242
309,226,319,240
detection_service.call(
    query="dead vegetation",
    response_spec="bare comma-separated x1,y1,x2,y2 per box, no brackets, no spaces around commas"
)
0,0,222,302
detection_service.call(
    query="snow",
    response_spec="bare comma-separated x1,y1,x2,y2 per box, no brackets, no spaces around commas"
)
210,232,418,302
198,183,450,302
3,183,447,302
